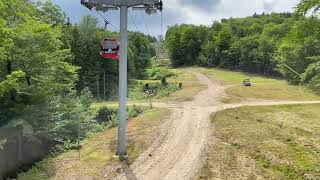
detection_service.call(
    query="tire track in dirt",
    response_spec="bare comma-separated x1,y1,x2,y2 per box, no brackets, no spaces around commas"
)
114,71,320,180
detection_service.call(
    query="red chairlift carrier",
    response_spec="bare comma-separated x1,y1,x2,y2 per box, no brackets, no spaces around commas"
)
100,38,120,60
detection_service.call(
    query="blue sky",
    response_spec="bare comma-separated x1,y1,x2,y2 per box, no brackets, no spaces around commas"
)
50,0,300,36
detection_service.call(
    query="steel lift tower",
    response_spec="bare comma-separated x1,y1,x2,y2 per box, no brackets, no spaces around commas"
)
81,0,163,157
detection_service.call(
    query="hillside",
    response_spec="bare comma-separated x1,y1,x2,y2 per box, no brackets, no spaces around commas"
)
1,0,320,179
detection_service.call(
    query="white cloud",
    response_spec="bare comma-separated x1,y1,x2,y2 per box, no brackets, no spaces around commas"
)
163,0,300,26
51,0,301,35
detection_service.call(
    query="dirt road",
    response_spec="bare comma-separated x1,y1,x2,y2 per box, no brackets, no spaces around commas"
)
115,72,320,180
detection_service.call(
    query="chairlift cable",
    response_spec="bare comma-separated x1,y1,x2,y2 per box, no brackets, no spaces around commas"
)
161,10,163,38
138,11,155,60
96,11,119,31
276,59,302,78
129,12,139,30
140,11,151,36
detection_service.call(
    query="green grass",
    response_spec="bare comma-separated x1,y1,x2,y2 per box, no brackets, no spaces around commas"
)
18,108,171,180
200,104,320,179
196,67,320,101
164,68,206,102
95,68,206,103
92,101,150,111
128,79,179,100
127,68,206,102
197,68,279,85
227,84,320,101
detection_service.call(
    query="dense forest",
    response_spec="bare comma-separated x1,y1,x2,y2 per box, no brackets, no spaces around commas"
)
166,4,320,92
0,0,159,177
0,0,156,148
0,0,319,178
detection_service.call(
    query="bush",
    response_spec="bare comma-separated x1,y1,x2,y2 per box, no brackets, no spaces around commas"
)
146,67,175,80
129,81,178,100
302,61,320,94
95,107,115,123
94,105,144,127
128,105,143,118
161,77,168,85
308,76,320,94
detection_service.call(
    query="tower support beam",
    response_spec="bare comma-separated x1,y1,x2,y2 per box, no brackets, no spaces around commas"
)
81,0,163,157
117,5,128,156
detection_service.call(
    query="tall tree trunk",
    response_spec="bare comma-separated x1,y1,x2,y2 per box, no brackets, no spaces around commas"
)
103,70,106,100
96,75,100,100
26,75,32,86
7,59,16,101
7,60,12,75
78,120,81,160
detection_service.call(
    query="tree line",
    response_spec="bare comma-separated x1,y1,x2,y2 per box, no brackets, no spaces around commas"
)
0,0,156,143
165,1,320,93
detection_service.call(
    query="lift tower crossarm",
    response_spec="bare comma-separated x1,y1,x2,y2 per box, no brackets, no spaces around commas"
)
81,0,162,11
81,0,162,157
81,0,159,7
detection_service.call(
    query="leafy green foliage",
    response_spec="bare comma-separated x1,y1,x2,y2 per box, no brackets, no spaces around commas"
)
129,80,178,100
38,0,67,26
296,0,320,15
95,107,114,123
146,67,174,80
94,105,143,129
128,32,156,78
0,0,83,128
166,13,294,75
277,18,320,84
166,24,207,67
69,17,157,100
70,16,113,99
165,12,320,92
303,60,320,93
0,0,158,139
0,70,25,98
127,105,143,118
0,0,154,161
0,0,156,178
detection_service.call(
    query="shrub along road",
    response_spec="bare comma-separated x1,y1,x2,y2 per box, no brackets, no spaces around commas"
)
115,70,320,180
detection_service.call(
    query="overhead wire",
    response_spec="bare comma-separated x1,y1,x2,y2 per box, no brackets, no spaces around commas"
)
161,10,163,38
96,11,119,31
140,11,151,36
129,12,139,30
94,6,162,59
133,11,157,60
